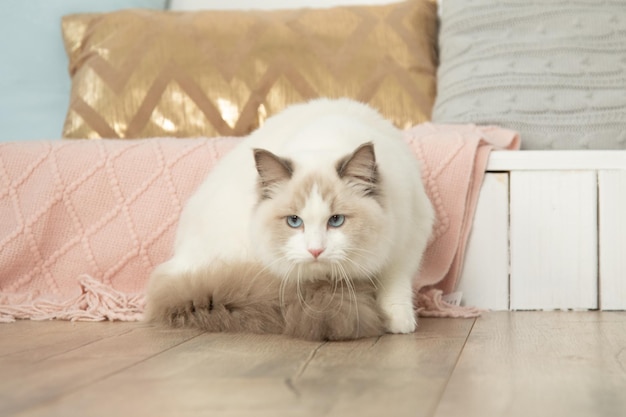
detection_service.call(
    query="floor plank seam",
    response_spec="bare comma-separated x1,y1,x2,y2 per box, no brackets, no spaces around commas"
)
30,325,139,364
0,322,137,361
429,317,478,417
283,377,301,399
616,347,626,374
16,329,208,416
368,335,383,349
295,341,327,380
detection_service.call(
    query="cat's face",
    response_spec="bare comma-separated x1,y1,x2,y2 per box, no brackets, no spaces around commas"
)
250,143,388,284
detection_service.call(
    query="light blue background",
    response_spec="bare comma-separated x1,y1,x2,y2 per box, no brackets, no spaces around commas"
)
0,0,168,142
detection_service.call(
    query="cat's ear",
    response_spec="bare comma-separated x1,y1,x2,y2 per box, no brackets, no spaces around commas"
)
336,142,379,198
254,149,294,199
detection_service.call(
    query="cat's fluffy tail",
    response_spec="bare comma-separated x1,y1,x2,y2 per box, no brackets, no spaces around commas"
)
145,262,286,334
145,261,386,341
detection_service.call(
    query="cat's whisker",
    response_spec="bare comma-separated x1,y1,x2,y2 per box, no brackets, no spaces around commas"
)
336,264,347,317
295,264,318,318
356,270,381,291
326,263,345,318
240,255,296,309
339,254,381,291
279,261,297,313
329,264,337,294
336,262,360,336
257,253,298,279
343,246,378,256
340,265,358,314
340,248,380,271
327,264,336,301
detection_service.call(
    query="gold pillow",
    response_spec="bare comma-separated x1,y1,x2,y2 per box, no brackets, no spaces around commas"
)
62,1,438,139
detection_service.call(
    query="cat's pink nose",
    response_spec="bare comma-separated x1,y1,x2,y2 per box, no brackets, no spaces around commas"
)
308,248,325,259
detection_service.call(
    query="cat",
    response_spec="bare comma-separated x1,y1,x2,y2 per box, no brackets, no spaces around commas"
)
145,98,434,338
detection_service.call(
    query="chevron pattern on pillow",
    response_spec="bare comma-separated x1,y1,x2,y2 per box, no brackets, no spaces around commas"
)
61,1,438,139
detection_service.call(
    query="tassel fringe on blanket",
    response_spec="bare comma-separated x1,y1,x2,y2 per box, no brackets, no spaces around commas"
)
0,276,145,323
0,280,478,323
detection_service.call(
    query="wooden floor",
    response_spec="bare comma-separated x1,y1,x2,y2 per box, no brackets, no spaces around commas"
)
2,312,626,417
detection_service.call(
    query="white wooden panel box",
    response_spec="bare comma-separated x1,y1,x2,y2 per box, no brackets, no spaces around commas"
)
456,173,509,311
598,171,626,310
460,151,626,311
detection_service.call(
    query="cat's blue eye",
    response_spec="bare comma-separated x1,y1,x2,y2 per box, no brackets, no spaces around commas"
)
328,214,345,228
286,215,303,228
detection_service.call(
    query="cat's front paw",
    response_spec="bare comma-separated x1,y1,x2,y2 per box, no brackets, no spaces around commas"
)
383,304,417,334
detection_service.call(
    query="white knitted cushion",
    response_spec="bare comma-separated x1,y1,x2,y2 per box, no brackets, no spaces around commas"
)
433,0,626,150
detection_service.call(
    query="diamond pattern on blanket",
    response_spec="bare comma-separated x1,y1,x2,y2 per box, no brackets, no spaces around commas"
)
0,138,238,297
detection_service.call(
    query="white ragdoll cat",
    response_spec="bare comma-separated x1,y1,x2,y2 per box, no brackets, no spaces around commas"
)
147,98,434,335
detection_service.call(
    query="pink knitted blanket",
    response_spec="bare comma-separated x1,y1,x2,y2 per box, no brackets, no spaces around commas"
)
0,124,519,322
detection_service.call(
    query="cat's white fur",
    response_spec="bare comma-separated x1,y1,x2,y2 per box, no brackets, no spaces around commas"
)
151,98,434,333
